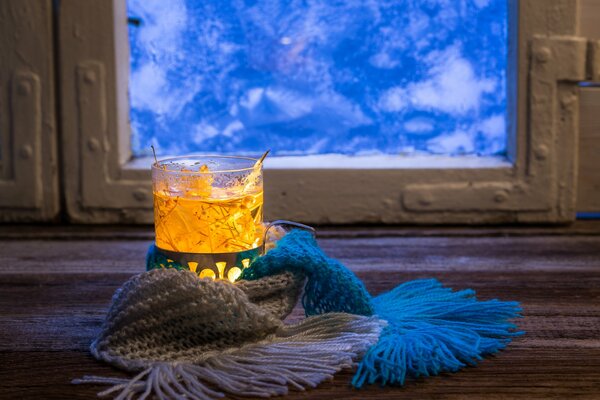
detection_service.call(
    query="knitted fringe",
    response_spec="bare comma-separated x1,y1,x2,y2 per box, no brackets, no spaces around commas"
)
352,279,523,388
74,313,385,400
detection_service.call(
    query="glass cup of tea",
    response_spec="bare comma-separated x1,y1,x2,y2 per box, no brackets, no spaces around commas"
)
151,155,264,281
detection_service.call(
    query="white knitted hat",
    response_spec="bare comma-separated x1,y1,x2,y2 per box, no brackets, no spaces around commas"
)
76,268,384,399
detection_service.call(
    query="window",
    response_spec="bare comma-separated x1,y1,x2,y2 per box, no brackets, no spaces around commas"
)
127,0,508,158
0,0,588,223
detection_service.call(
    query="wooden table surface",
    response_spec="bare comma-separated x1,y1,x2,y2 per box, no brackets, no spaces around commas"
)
1,225,599,399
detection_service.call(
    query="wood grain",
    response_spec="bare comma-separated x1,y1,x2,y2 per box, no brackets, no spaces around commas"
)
1,221,600,241
0,228,599,399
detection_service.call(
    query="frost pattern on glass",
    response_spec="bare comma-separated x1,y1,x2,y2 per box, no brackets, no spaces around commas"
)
128,0,507,157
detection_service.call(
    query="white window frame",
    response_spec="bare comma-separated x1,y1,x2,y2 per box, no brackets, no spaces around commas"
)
55,0,599,224
0,0,59,222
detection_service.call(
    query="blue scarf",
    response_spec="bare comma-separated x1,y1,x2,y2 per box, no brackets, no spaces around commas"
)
241,230,523,387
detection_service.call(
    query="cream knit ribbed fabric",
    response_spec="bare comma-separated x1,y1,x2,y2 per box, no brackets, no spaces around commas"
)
75,268,384,399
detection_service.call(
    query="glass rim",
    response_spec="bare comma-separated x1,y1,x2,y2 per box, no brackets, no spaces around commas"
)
152,154,260,174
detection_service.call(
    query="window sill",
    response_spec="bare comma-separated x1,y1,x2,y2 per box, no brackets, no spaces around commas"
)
125,154,511,171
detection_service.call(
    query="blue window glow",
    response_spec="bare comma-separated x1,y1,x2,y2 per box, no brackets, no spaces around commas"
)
128,0,507,157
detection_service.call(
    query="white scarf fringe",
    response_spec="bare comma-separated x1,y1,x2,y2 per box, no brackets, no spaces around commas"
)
74,313,385,399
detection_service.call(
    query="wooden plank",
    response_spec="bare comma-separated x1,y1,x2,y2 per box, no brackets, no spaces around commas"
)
1,350,600,400
1,270,599,352
1,235,600,275
1,221,600,241
0,233,599,399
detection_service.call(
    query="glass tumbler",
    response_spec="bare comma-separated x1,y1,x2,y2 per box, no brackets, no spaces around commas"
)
151,155,264,281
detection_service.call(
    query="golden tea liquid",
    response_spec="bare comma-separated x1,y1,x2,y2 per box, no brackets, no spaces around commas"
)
154,189,263,253
152,156,264,254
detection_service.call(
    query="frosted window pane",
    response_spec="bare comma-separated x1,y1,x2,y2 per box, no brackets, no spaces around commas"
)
128,0,507,157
